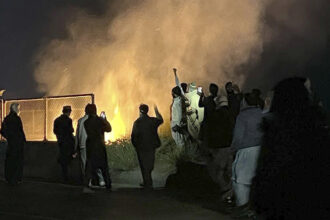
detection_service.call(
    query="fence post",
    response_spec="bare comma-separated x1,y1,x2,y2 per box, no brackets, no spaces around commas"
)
44,97,48,141
0,99,3,140
91,94,95,104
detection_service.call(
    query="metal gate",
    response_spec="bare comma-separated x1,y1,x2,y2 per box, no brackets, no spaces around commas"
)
1,94,94,141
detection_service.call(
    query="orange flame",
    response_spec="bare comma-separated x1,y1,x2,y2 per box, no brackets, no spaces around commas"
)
105,104,126,142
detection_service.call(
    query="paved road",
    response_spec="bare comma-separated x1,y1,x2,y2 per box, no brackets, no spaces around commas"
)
0,180,232,220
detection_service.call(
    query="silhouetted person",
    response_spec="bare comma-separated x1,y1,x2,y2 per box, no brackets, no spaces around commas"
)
181,83,188,94
252,88,265,109
198,83,218,144
0,103,26,185
206,95,235,205
76,104,104,186
53,106,75,182
131,104,163,189
84,104,112,192
251,77,330,219
230,93,263,218
225,82,242,119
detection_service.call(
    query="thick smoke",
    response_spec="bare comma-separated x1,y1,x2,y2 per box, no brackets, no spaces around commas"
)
34,0,265,139
241,0,330,99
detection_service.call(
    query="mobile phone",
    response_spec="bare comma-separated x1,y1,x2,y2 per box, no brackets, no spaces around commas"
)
100,111,106,119
197,87,202,93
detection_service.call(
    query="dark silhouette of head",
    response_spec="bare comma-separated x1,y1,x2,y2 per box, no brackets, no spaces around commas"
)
172,86,181,98
85,104,93,115
88,104,97,115
139,104,149,115
181,83,188,93
270,77,310,116
209,83,219,97
244,93,258,106
225,82,233,93
62,106,72,115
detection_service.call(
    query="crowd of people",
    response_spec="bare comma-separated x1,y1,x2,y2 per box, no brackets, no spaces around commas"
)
168,70,329,219
0,71,329,219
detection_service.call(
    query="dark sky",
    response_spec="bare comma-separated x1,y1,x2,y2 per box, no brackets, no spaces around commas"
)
0,0,329,109
0,0,108,98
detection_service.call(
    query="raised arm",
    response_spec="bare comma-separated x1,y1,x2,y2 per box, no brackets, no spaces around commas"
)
154,105,164,125
173,68,184,95
102,118,112,133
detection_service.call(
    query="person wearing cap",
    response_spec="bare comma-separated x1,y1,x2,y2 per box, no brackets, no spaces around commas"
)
53,105,75,182
0,103,26,185
131,104,163,189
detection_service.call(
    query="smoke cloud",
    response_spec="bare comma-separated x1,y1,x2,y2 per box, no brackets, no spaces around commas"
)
34,0,265,139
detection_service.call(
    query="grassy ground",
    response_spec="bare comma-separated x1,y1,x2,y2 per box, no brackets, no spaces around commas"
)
106,137,183,172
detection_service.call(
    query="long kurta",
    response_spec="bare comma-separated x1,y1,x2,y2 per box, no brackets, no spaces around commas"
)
185,90,204,140
0,111,26,184
171,97,186,147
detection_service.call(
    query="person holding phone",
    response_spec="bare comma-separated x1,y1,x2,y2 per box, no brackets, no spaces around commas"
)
83,104,112,193
76,104,105,187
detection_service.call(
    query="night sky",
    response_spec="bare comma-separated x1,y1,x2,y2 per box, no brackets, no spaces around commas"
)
0,0,329,109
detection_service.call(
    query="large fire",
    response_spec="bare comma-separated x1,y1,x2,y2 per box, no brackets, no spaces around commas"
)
105,105,126,142
34,0,264,141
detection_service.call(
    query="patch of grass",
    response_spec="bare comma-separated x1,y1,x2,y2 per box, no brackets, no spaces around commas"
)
106,139,139,171
106,136,200,172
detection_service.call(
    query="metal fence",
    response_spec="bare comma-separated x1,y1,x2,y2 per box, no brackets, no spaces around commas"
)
1,94,94,141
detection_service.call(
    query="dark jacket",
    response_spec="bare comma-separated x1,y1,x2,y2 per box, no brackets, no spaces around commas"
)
53,114,74,146
251,108,330,219
198,95,216,142
0,111,26,184
206,106,235,148
199,95,216,123
84,115,111,159
131,114,163,152
1,111,26,145
227,92,242,119
53,114,75,164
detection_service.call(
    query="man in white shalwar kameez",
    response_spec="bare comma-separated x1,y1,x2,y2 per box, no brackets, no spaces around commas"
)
171,86,186,148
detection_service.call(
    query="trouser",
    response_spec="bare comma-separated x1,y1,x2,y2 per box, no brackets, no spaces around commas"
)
5,144,24,184
233,182,251,206
60,163,69,181
207,147,233,200
80,147,104,184
84,154,111,189
232,146,261,206
57,142,73,181
137,150,155,188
